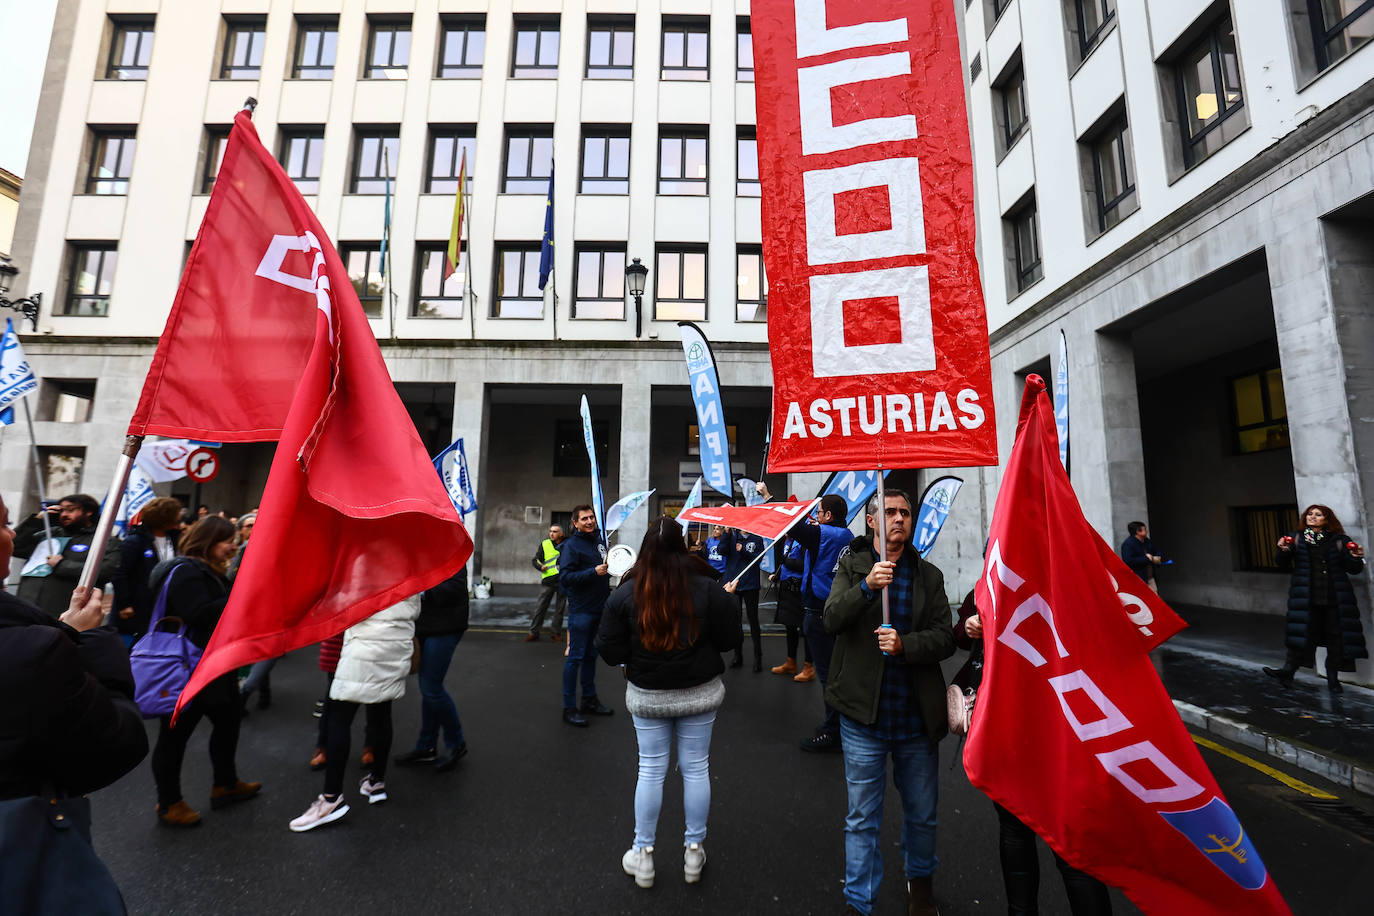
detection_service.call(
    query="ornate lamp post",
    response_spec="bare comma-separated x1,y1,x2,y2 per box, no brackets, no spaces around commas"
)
0,257,42,331
625,256,648,339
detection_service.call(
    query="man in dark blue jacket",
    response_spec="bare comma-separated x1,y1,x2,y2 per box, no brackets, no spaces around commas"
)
1120,521,1162,593
558,504,614,726
722,528,766,671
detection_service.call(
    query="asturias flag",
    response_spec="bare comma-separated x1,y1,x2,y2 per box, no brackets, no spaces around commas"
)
965,375,1289,915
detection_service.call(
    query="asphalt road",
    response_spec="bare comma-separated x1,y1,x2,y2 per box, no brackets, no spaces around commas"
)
89,631,1373,915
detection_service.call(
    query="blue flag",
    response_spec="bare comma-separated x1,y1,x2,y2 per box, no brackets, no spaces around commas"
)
433,437,478,517
111,466,157,536
379,148,392,281
580,395,606,545
821,470,891,524
678,322,732,497
538,165,555,290
0,318,38,426
913,475,963,557
678,476,704,537
1054,329,1069,472
605,489,655,534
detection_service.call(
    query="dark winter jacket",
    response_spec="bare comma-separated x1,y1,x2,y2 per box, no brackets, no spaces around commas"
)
149,557,231,649
113,525,179,636
418,567,470,638
1276,531,1369,669
1120,535,1158,583
12,515,121,619
950,590,983,692
558,528,611,617
0,592,148,800
598,565,742,689
721,529,765,591
823,536,956,740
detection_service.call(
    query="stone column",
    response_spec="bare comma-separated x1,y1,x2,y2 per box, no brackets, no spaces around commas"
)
617,382,653,549
1093,329,1150,542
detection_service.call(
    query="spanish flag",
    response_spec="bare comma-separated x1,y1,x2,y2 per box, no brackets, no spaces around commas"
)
444,150,466,280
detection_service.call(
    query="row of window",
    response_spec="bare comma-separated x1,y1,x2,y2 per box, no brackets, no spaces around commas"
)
87,124,761,199
107,14,755,83
59,243,768,324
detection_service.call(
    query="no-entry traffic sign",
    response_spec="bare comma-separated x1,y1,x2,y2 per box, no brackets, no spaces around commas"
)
186,447,219,483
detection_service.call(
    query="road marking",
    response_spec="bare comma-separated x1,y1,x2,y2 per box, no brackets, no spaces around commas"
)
1192,734,1339,800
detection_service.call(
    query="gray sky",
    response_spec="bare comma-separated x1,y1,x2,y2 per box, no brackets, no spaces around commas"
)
1,0,60,178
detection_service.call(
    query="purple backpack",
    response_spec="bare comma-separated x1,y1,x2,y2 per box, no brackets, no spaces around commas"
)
129,565,202,718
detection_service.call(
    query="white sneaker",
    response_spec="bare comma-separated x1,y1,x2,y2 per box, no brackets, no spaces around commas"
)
359,775,388,805
622,845,655,888
684,843,706,883
289,794,349,832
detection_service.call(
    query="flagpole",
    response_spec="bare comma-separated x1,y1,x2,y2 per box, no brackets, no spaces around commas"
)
383,146,396,342
20,400,54,546
77,435,142,591
463,160,476,340
875,467,891,628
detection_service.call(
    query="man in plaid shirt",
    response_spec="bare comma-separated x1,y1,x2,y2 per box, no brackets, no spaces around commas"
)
823,489,956,916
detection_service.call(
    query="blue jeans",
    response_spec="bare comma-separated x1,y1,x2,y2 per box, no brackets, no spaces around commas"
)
839,716,939,914
416,632,465,752
631,710,716,847
562,614,600,709
803,610,839,735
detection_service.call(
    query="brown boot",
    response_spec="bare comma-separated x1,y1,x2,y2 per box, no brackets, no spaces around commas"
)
156,800,202,827
793,662,816,683
524,632,540,642
908,875,939,916
360,746,375,767
209,779,262,810
309,748,327,771
771,657,797,675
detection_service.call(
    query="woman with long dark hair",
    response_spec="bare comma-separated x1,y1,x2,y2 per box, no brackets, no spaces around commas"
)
598,516,741,888
1265,503,1368,693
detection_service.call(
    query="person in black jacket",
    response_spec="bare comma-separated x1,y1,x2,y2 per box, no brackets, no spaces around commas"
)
396,566,471,771
147,517,261,827
558,504,613,726
721,527,766,671
598,516,741,889
113,496,183,647
12,493,121,619
1265,504,1369,694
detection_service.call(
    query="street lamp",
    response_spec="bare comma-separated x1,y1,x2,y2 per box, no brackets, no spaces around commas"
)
0,257,42,331
625,256,648,339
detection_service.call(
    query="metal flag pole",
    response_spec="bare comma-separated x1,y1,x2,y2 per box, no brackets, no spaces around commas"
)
875,467,891,628
20,399,54,546
77,435,142,591
383,146,397,341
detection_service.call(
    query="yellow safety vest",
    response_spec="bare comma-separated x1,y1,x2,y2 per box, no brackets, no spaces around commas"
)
540,538,561,581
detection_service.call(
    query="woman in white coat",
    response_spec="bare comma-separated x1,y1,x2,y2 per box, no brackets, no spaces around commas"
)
289,595,420,832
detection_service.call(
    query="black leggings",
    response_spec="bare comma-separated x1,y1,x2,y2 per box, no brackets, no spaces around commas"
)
324,700,392,797
151,673,241,807
737,590,761,658
995,804,1111,915
783,624,812,662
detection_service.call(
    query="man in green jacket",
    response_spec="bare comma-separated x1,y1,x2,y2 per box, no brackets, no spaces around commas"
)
823,489,955,916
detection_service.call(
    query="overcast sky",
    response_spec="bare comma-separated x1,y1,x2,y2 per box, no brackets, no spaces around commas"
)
1,0,60,178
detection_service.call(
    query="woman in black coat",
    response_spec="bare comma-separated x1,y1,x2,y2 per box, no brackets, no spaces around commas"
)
1264,504,1369,693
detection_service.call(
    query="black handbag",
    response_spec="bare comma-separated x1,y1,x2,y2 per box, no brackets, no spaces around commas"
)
0,787,126,915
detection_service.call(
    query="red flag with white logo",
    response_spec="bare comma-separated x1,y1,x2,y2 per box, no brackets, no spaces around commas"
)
965,376,1289,914
753,0,997,472
678,499,820,541
153,111,471,719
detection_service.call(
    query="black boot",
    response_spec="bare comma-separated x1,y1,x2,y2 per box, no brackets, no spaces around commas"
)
1262,663,1296,687
752,654,763,673
729,652,743,669
1327,661,1344,694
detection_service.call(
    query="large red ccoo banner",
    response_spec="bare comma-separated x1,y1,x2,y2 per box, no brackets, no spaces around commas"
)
755,0,997,472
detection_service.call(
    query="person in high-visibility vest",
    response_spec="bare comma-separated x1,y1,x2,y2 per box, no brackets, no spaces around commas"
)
526,525,567,642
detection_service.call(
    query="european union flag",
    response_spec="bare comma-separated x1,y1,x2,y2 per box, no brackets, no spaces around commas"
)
1160,797,1269,890
538,164,554,291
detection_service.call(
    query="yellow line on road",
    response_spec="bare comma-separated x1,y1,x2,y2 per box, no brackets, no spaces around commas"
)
1191,734,1340,799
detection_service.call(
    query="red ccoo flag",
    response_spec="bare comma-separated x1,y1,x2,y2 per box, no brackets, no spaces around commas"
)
147,110,472,720
965,375,1289,914
677,499,820,542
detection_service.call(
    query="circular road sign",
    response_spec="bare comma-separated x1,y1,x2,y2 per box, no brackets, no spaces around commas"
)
186,448,220,483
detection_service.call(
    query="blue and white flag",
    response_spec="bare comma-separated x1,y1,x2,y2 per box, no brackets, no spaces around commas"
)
678,321,732,497
112,466,158,536
538,165,555,290
0,318,38,426
433,437,478,517
605,489,655,535
1055,329,1069,472
678,476,703,537
822,470,891,524
913,475,963,556
580,395,607,543
736,478,767,507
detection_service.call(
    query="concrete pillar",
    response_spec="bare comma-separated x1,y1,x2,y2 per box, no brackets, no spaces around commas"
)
1094,330,1149,542
617,383,652,549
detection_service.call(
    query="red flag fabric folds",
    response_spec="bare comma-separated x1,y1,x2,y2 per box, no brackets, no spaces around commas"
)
169,111,472,720
965,376,1289,915
678,499,821,541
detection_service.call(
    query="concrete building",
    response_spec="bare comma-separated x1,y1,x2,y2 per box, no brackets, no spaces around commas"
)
0,169,19,257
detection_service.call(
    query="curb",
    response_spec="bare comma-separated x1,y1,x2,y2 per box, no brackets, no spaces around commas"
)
1174,700,1374,798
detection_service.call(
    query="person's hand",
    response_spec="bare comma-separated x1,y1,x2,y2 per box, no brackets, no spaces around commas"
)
118,606,135,620
874,626,901,655
865,560,896,591
1277,536,1294,551
755,481,771,500
595,563,609,576
769,572,778,583
965,613,983,639
60,587,104,632
1350,542,1365,559
722,580,738,594
45,554,62,568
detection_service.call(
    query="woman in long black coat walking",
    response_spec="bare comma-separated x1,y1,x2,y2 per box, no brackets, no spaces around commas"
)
1264,504,1369,693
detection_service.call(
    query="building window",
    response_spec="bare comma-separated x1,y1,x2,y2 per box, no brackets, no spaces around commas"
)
1309,0,1374,70
279,128,325,195
1233,505,1300,572
662,18,709,80
503,128,553,193
512,18,560,78
573,246,626,319
580,128,630,194
63,245,117,317
107,18,154,79
655,247,707,321
366,18,411,79
340,244,383,318
426,127,476,194
736,247,766,322
554,418,609,477
737,128,759,197
1089,115,1136,231
1007,198,1042,292
992,0,1013,19
351,128,400,194
493,245,544,318
587,17,634,78
413,244,465,319
737,18,754,81
200,127,230,194
86,130,136,195
1074,0,1116,60
293,18,337,79
220,18,266,79
997,65,1028,152
438,16,485,77
42,380,96,423
659,129,708,195
1175,16,1244,168
1231,367,1289,453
